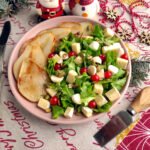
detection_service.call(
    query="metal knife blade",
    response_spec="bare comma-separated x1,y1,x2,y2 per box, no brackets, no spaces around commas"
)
94,110,132,147
0,21,11,94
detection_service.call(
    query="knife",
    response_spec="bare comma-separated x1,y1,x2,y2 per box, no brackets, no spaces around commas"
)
0,21,11,95
94,87,150,147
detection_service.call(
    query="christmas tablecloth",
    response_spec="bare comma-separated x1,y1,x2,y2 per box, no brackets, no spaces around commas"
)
0,0,150,150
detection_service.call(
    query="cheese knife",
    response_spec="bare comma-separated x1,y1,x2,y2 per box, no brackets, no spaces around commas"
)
94,87,150,147
0,21,11,95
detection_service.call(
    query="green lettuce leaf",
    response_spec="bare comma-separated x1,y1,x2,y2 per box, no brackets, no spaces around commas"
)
45,58,57,77
106,37,120,45
51,105,64,119
111,77,127,91
93,101,113,112
106,51,117,68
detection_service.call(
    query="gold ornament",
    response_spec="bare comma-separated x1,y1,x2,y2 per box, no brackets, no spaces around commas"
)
104,8,118,21
139,31,150,46
117,28,132,41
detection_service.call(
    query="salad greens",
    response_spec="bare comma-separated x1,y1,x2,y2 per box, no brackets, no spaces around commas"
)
42,24,128,119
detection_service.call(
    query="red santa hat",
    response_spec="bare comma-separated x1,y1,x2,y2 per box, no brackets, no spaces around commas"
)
69,0,94,10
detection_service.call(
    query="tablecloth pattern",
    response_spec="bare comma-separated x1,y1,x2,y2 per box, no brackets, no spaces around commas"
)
0,0,150,150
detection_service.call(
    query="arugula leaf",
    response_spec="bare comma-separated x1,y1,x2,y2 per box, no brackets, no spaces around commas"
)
45,58,57,77
51,105,64,119
106,51,117,68
64,57,76,71
92,24,105,41
111,77,127,91
93,102,113,112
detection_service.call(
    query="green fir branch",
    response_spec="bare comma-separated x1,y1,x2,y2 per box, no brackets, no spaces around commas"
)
130,56,150,87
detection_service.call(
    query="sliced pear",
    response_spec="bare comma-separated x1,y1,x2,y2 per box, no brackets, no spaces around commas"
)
13,42,46,80
19,32,55,57
18,58,49,102
80,21,93,36
58,22,83,34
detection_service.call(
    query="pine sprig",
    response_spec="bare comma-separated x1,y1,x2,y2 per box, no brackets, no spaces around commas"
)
0,0,34,18
130,56,150,86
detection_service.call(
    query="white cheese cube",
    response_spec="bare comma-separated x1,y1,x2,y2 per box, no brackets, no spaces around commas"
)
59,51,68,60
117,58,128,69
72,94,81,104
94,83,103,95
82,107,93,117
95,95,108,107
92,56,102,64
88,65,97,75
46,88,57,97
105,87,121,101
64,107,74,119
116,48,124,57
108,65,119,75
66,70,78,84
53,54,63,64
72,43,81,54
51,75,64,83
38,97,50,111
89,41,99,51
104,28,115,38
74,56,83,65
82,36,93,40
97,69,104,79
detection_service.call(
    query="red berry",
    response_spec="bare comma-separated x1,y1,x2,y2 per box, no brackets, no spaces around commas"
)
54,63,61,70
50,96,59,105
80,67,88,74
89,100,97,108
105,71,112,79
99,54,106,62
48,53,55,58
68,51,76,57
121,53,128,60
91,75,100,82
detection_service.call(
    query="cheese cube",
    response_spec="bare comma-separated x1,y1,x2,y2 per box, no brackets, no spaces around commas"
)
53,54,63,64
82,107,93,118
51,75,64,83
95,95,108,107
82,36,93,40
46,88,57,97
59,51,68,60
108,65,119,75
97,69,104,79
89,41,99,51
94,83,103,95
72,94,81,104
38,97,50,111
92,56,102,64
102,43,124,57
66,70,78,84
74,56,83,65
105,87,121,101
64,107,74,119
72,43,81,54
88,65,97,75
117,58,128,69
104,28,115,38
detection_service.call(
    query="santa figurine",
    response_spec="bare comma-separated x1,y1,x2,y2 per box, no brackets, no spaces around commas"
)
69,0,100,18
36,0,65,22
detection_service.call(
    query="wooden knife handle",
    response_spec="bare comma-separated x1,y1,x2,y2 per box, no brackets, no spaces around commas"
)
130,87,150,113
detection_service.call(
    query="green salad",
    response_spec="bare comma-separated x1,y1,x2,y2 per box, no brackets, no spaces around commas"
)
38,24,129,119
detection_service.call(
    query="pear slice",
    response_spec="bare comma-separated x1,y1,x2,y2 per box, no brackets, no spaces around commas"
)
80,21,93,36
58,22,83,35
18,58,49,102
13,42,46,80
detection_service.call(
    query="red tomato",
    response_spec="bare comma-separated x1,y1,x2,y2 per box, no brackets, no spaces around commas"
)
80,67,88,74
48,53,55,58
68,51,76,57
104,71,112,79
99,54,106,62
121,54,128,60
89,100,97,108
91,75,100,82
54,63,61,70
50,97,59,105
